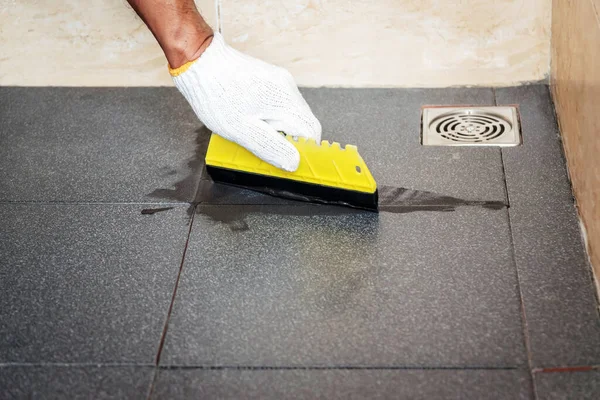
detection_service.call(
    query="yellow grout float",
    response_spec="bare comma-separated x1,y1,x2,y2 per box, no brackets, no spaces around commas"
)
204,133,378,211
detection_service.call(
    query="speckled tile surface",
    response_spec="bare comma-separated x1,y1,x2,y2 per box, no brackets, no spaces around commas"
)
497,86,600,367
0,87,206,203
0,203,189,363
0,85,596,399
0,366,153,400
497,85,573,205
534,370,600,400
161,205,524,367
153,368,532,400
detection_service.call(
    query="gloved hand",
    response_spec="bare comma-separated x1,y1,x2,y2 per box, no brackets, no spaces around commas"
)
169,32,322,172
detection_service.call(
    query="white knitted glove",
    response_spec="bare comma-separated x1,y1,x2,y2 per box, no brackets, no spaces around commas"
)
170,33,322,172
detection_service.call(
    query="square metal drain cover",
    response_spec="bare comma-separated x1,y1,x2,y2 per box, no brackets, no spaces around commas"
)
421,106,521,146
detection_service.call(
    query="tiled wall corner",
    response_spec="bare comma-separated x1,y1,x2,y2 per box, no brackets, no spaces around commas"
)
0,0,216,86
220,0,551,87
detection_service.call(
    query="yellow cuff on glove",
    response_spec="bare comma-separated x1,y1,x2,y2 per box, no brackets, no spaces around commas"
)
168,59,196,77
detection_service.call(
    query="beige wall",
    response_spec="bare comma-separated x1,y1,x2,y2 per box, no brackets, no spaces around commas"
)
0,0,217,86
551,0,600,282
0,0,551,87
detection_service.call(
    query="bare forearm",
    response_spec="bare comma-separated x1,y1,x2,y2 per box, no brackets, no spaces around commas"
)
127,0,213,68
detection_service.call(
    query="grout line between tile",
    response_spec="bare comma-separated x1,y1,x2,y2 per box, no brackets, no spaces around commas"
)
0,363,532,372
533,365,600,374
0,363,155,368
197,204,509,209
148,206,197,399
546,85,577,204
492,88,510,207
156,365,520,371
503,178,537,400
495,86,537,399
0,201,190,206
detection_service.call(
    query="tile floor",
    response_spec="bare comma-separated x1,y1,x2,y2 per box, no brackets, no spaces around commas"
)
0,85,599,399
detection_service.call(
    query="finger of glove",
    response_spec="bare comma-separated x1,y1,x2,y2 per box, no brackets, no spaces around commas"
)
265,112,321,142
277,69,323,141
229,119,301,172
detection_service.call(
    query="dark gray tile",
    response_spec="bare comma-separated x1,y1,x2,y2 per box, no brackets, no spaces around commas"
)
508,203,600,367
162,205,524,367
0,366,152,399
197,88,506,205
153,368,532,400
496,85,573,205
0,87,206,202
0,204,190,363
496,85,600,367
534,370,600,400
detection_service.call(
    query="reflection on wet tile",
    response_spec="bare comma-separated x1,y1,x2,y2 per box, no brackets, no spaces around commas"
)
162,206,524,367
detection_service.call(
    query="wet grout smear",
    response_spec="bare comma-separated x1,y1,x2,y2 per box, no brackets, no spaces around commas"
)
199,181,507,213
146,127,209,204
195,182,507,231
377,185,506,213
146,126,211,220
141,207,175,215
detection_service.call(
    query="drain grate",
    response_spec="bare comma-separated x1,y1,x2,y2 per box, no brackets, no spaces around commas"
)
421,106,521,146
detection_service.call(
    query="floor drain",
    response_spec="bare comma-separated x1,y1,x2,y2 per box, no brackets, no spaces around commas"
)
421,106,521,146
